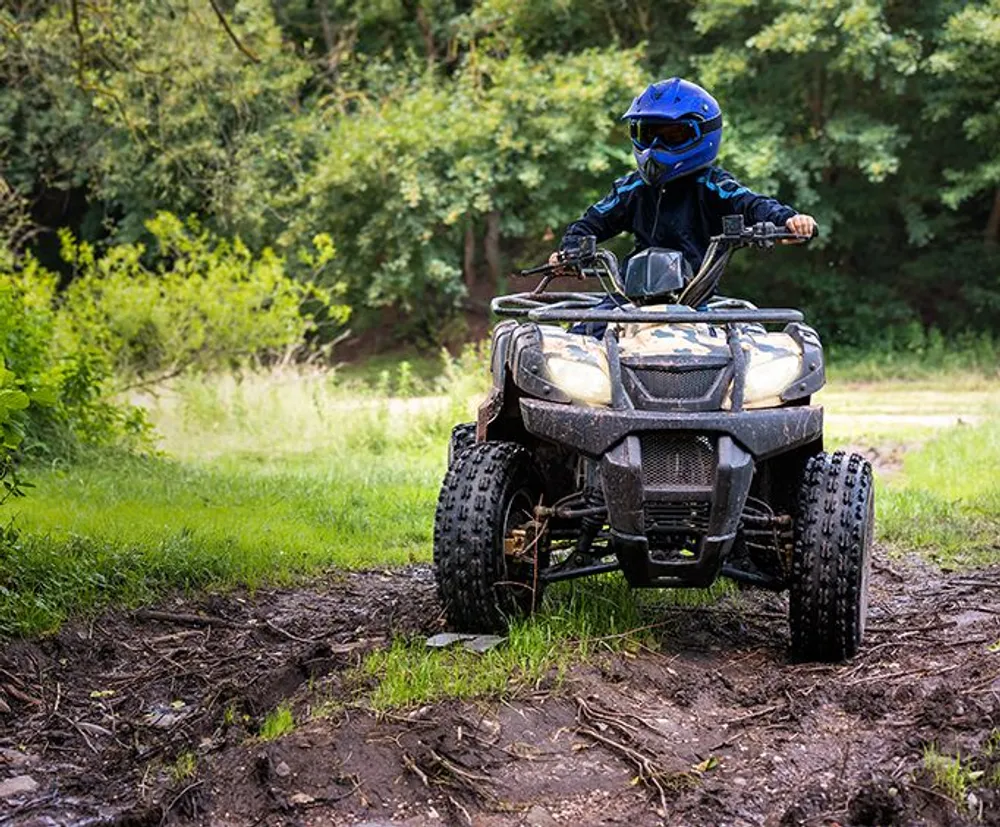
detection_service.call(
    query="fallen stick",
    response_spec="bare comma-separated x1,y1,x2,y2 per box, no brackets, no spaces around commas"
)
134,609,240,629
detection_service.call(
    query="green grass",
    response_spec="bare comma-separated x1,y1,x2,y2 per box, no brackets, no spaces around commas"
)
3,353,999,637
171,751,198,782
259,703,295,741
4,359,487,635
878,417,1000,567
364,576,735,710
828,330,1000,383
921,736,1000,813
923,747,975,806
0,452,439,634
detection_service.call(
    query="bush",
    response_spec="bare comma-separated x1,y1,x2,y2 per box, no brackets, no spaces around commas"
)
0,213,350,463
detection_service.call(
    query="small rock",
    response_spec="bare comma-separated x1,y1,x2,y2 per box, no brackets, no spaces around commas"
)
426,632,476,648
463,634,506,654
524,804,558,827
0,775,40,798
289,792,315,805
274,760,292,778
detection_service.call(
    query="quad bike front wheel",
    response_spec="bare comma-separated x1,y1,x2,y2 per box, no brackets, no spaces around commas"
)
447,422,476,468
789,451,874,662
434,441,547,632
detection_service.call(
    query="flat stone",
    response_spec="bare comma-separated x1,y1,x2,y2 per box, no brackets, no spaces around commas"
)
425,632,476,648
274,760,292,778
463,634,506,653
524,804,558,827
0,775,40,798
289,792,315,805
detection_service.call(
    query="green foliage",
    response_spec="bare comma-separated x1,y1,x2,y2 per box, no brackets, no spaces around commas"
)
0,212,343,464
56,213,342,379
0,0,313,246
6,0,997,346
927,0,1000,209
0,259,146,461
282,46,643,336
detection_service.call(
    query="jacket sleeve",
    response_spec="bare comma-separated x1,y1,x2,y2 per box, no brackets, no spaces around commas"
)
560,177,636,248
699,168,797,227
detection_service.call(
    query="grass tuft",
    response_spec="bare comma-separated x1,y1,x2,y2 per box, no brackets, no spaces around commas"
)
259,703,295,741
171,751,198,782
364,576,735,709
922,746,971,805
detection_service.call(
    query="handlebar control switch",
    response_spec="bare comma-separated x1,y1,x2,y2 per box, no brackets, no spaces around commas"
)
722,215,745,237
562,234,597,260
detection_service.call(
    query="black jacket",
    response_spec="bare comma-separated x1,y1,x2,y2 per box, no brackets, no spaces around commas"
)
562,165,798,273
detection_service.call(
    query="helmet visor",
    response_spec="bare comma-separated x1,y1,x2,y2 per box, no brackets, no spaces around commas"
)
630,118,701,151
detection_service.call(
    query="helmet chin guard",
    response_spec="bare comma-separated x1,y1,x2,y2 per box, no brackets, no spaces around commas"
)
623,78,723,187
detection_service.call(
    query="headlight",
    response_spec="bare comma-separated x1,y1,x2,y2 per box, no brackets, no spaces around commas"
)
742,353,803,408
545,357,612,406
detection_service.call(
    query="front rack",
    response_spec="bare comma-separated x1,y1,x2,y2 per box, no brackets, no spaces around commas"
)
491,292,804,326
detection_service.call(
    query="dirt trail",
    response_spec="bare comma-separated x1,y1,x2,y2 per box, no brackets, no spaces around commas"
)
1,556,998,827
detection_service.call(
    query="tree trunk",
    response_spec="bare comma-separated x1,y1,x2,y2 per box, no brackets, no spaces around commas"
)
986,187,1000,246
484,210,502,287
463,223,477,287
319,6,335,57
415,5,437,67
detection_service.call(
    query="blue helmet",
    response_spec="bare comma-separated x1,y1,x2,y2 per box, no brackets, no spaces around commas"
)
622,78,723,187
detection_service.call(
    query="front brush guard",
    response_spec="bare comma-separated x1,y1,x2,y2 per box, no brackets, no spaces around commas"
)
521,400,823,588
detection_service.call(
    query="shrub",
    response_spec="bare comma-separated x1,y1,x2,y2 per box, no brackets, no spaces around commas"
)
0,213,350,463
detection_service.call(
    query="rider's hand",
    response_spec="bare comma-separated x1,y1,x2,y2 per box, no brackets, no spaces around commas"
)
785,214,817,238
547,250,576,276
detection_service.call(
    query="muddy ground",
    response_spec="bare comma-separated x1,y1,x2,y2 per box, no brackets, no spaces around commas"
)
1,554,998,827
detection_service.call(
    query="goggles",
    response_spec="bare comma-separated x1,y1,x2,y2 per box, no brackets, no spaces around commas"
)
629,114,722,152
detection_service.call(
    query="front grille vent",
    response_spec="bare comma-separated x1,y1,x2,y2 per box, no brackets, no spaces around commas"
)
641,434,715,488
644,502,711,533
633,367,721,400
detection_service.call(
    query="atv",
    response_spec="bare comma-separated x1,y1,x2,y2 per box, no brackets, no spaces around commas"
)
434,215,873,662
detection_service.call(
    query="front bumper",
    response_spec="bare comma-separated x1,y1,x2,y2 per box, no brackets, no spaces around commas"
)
520,399,822,461
521,399,823,587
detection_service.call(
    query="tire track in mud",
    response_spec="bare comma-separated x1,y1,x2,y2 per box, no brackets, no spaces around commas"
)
1,555,997,827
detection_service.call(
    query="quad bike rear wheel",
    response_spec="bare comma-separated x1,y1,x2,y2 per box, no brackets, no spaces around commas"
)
434,441,547,632
789,451,874,662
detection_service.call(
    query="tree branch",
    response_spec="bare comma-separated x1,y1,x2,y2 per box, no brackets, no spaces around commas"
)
69,0,86,86
207,0,259,63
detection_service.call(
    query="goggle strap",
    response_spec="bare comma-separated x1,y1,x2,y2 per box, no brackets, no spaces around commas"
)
700,113,723,134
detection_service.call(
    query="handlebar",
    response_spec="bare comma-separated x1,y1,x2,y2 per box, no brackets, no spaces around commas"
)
510,215,814,300
712,216,816,248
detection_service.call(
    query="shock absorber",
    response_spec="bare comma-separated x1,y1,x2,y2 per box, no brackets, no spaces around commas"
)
575,460,606,557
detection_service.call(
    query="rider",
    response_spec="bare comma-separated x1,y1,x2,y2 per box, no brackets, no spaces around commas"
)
550,78,816,281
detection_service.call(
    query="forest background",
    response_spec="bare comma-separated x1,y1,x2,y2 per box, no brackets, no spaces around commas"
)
1,0,1000,468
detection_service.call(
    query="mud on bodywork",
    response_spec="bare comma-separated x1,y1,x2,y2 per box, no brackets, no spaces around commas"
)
477,315,825,439
477,322,611,439
616,313,821,409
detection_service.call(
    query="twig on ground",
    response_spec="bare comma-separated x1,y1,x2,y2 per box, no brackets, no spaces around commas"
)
402,752,430,787
135,609,240,629
576,725,670,813
161,780,204,825
262,619,318,643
